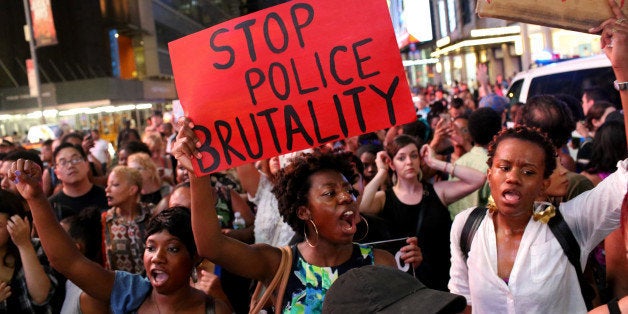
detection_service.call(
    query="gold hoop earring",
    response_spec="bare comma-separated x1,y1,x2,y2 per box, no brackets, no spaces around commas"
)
354,215,370,242
304,219,319,248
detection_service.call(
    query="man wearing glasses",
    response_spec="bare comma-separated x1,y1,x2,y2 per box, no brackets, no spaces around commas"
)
48,143,107,220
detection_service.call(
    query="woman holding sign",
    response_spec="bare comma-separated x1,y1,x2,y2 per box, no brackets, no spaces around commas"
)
173,118,422,313
359,134,486,291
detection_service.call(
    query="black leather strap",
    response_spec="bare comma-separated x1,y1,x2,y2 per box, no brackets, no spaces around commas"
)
607,297,621,314
547,209,595,310
459,206,486,261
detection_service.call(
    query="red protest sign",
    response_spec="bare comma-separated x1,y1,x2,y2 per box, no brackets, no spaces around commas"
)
169,0,415,176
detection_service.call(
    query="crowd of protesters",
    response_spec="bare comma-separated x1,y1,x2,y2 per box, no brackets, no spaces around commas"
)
0,5,625,313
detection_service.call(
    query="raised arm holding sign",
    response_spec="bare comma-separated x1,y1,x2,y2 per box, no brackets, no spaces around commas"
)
477,0,628,33
169,0,415,176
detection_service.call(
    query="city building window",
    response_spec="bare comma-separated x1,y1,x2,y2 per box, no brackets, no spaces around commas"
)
447,0,457,32
460,0,472,25
438,0,448,38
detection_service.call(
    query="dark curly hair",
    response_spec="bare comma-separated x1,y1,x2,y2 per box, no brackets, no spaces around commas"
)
272,151,356,235
487,126,557,178
469,107,502,146
521,95,576,148
144,206,196,259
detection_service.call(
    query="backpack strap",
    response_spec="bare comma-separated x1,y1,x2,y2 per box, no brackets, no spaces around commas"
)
460,206,487,261
460,206,595,309
547,208,595,310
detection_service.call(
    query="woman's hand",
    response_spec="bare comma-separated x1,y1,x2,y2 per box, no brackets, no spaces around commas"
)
399,237,423,269
589,0,628,77
375,151,390,174
420,144,439,169
172,117,202,173
192,269,222,295
0,282,11,302
192,266,233,312
7,215,31,249
430,118,454,153
576,121,591,139
8,159,44,201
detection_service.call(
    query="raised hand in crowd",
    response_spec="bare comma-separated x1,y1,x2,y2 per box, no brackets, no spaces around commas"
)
0,282,9,303
6,214,52,305
587,1,628,313
8,159,230,313
476,63,491,99
590,0,628,142
173,116,399,312
429,116,455,155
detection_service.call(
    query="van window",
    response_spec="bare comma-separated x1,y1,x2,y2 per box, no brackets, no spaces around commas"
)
506,79,523,104
528,67,619,105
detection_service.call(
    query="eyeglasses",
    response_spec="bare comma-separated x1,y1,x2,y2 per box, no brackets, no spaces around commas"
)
56,157,84,168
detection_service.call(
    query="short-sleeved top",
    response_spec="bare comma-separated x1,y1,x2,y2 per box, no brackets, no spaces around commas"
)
448,146,490,219
101,203,154,273
282,244,374,313
110,271,215,314
380,183,452,291
60,280,82,314
140,184,171,206
49,185,107,219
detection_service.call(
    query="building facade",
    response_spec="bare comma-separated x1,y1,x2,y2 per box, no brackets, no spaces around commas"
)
0,0,248,141
391,0,604,92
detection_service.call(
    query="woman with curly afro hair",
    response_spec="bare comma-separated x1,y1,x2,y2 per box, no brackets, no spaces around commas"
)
173,118,423,313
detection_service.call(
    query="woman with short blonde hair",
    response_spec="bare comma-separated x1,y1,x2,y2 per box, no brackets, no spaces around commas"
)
127,153,172,205
102,166,154,273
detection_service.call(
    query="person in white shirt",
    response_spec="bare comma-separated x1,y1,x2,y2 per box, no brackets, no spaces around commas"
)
89,129,110,171
448,126,627,313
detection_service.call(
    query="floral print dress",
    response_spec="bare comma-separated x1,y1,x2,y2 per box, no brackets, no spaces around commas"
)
281,244,374,313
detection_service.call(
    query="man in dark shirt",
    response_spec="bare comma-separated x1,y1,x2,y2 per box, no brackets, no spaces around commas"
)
49,143,107,219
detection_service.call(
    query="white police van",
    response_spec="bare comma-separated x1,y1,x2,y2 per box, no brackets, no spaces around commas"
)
506,54,619,106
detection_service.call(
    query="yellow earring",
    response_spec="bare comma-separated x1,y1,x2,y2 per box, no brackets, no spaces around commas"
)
532,201,556,224
487,195,498,213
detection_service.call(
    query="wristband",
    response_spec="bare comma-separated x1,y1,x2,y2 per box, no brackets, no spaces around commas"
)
614,80,628,91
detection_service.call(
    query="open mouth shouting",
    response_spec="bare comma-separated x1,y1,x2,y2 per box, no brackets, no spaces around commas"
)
340,210,359,233
501,189,522,206
150,268,169,287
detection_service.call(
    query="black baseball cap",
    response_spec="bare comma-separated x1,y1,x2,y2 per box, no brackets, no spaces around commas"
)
322,265,467,314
